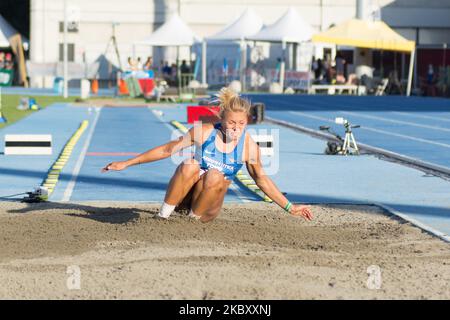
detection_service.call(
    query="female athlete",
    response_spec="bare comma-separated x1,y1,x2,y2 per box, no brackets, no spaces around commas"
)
101,88,313,223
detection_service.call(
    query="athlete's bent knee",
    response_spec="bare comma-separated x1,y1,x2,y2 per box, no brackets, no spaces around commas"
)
178,160,200,178
203,169,225,190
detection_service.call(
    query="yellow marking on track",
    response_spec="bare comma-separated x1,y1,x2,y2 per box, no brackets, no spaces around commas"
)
39,120,89,200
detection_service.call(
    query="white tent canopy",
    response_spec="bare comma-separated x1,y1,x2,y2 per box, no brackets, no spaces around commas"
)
135,13,206,88
248,7,313,43
247,8,314,89
206,8,264,90
136,13,201,46
207,8,263,41
0,14,19,47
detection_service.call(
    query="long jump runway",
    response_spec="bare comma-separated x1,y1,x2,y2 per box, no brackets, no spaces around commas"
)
52,105,258,203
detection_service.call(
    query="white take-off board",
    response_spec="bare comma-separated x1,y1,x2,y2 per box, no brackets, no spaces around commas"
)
4,134,52,155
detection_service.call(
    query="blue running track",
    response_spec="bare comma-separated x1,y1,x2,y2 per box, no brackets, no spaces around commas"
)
247,94,450,170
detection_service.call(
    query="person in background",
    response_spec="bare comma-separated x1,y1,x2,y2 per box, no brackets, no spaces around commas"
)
323,57,333,84
424,64,437,96
275,57,282,82
317,59,325,81
311,57,324,83
311,56,318,80
158,59,164,77
0,52,5,69
136,57,143,71
162,61,171,77
321,55,328,83
170,63,177,83
387,70,403,95
127,57,137,71
346,73,358,85
143,56,153,71
5,53,13,70
427,64,435,85
143,56,154,79
335,52,346,84
180,60,190,74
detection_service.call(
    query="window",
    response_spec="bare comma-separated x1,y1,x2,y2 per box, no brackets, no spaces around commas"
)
59,21,79,33
59,43,75,62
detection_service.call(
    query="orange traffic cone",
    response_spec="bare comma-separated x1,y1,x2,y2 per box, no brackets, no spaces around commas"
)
118,79,129,95
91,79,99,95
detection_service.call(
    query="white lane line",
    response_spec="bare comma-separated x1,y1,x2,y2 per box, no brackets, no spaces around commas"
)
308,98,450,123
61,107,102,202
290,111,450,149
391,111,450,123
150,108,251,203
341,110,450,133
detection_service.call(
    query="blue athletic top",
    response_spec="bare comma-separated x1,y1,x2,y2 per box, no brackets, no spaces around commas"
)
194,123,246,179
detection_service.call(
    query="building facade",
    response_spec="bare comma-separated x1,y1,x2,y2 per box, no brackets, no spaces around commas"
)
29,0,450,88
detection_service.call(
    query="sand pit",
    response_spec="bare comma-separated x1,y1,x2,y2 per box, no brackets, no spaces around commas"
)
0,201,448,299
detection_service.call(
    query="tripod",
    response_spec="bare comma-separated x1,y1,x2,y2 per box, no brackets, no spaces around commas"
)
342,122,360,155
319,120,360,155
104,22,122,71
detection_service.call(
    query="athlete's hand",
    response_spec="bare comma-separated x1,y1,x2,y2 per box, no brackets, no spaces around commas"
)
101,161,128,172
290,204,313,221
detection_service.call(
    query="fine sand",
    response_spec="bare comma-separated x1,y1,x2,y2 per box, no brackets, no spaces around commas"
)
0,201,448,300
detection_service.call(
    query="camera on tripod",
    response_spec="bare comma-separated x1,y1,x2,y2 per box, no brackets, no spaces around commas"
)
319,117,360,155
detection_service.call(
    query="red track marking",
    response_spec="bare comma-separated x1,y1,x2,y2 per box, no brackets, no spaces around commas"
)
86,152,140,156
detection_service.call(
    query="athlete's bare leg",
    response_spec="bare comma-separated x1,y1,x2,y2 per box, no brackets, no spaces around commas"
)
164,159,201,206
190,169,231,223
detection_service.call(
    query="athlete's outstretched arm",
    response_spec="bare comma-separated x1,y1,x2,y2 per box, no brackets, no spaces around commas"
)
245,135,313,220
101,128,195,172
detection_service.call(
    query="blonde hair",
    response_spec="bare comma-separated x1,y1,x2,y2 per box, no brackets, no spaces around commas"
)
216,87,251,118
